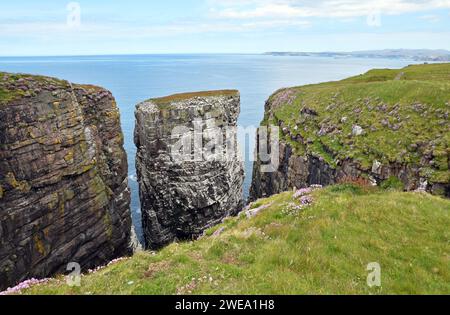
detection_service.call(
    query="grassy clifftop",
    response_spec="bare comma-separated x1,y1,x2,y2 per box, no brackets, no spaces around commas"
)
21,186,450,295
149,90,239,106
0,72,70,106
266,63,449,184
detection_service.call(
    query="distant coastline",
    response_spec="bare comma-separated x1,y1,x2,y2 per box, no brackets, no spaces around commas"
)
264,49,450,62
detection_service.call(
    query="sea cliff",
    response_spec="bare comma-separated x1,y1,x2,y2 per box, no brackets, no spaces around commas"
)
0,73,133,290
250,64,450,200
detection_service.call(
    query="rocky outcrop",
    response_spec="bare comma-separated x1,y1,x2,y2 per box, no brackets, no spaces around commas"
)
250,137,446,200
250,141,336,200
0,72,132,290
250,77,450,200
135,90,244,249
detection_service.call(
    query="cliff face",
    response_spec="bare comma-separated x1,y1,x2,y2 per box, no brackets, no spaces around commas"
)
0,73,132,290
135,90,244,249
250,64,450,200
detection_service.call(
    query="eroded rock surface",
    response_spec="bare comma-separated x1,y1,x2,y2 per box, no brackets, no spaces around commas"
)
135,90,244,249
0,73,132,290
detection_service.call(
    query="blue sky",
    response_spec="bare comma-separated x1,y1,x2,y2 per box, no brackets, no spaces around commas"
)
1,0,450,56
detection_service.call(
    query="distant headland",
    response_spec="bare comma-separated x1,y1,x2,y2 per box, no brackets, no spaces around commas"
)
264,49,450,62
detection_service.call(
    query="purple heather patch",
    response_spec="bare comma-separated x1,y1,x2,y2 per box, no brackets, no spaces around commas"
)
0,278,51,295
283,185,323,216
0,257,130,295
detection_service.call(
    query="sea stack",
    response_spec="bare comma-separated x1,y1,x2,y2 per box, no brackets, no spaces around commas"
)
0,72,133,290
135,90,244,249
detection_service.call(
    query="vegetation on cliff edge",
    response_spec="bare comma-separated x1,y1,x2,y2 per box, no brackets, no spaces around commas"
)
22,186,450,295
149,90,239,106
0,72,69,105
264,63,450,184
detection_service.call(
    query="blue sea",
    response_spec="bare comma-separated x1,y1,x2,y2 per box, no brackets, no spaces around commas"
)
0,54,416,242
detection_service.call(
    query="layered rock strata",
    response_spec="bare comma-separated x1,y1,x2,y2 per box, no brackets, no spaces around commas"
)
135,90,244,249
0,72,132,290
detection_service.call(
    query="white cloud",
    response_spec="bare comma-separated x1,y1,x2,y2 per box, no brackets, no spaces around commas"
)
216,3,312,18
3,0,449,39
209,0,450,19
0,18,310,40
420,14,441,22
1,0,449,55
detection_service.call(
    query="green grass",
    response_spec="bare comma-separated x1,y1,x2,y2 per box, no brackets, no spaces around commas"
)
265,63,450,182
23,186,450,295
342,63,450,83
0,88,10,102
0,87,25,106
0,72,69,105
149,90,239,106
381,176,406,191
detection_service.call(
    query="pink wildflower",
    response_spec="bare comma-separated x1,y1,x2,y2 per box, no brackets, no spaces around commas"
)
0,278,51,295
